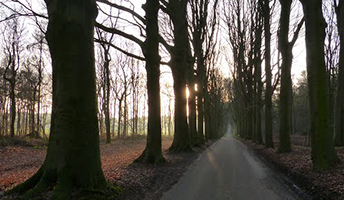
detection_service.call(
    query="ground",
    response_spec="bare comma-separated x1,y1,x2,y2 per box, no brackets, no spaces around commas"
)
242,135,344,200
1,134,344,199
0,136,209,200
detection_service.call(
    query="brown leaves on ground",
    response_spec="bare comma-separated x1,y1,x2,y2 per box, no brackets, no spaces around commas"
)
0,136,204,199
243,135,344,200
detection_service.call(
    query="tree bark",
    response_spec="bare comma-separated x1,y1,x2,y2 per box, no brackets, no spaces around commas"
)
334,0,344,146
277,0,293,153
135,0,165,163
263,0,274,148
7,0,107,198
300,0,339,170
168,0,193,152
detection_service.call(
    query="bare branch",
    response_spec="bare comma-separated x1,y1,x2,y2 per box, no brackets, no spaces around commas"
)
95,22,144,47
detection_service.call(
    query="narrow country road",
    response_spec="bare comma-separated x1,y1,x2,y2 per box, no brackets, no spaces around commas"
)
162,130,307,200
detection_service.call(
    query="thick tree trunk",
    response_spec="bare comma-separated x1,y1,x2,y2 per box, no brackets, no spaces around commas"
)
334,1,344,146
277,0,293,153
300,0,339,170
170,66,192,151
7,0,107,198
168,0,192,152
135,0,164,163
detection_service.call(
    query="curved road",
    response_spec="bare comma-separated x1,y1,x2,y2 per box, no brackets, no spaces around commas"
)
162,131,307,200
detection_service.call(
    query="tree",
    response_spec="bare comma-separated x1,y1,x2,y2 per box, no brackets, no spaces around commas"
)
277,0,304,153
189,0,219,145
96,28,114,143
135,0,165,162
262,0,274,148
299,0,339,170
95,0,165,163
334,0,344,146
6,0,108,198
253,0,263,144
160,0,193,152
2,14,23,138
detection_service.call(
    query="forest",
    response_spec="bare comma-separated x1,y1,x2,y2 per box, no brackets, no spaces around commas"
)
0,0,343,199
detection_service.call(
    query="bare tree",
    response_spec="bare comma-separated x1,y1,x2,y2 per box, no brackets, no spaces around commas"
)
299,0,339,170
2,14,24,138
277,0,304,153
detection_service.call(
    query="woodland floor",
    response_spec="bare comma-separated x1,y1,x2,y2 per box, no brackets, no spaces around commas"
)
0,135,209,200
2,135,344,200
242,135,344,200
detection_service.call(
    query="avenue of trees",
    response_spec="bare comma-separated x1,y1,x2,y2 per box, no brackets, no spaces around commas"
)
226,0,343,171
0,0,343,198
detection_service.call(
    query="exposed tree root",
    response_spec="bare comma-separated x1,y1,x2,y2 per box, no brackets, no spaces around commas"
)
4,167,110,200
23,171,54,199
50,169,72,200
134,149,165,164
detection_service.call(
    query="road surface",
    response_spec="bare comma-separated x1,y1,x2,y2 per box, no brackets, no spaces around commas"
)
162,131,308,200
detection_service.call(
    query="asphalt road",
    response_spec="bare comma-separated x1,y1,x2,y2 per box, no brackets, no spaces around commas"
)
162,130,306,200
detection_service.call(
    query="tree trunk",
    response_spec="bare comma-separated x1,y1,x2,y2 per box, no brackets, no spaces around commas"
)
112,99,116,136
117,98,122,139
7,1,108,198
104,54,111,144
263,0,274,148
17,104,21,135
170,65,192,151
334,0,344,146
277,0,293,153
9,76,16,138
135,0,164,163
168,0,192,152
300,0,339,170
188,83,197,145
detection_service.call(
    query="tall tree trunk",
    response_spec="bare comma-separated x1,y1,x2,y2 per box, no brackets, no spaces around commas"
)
277,0,293,153
112,99,116,136
6,1,108,198
170,66,192,151
300,0,339,170
135,0,164,163
117,98,122,139
196,61,205,145
123,95,127,137
9,73,16,139
334,0,344,146
168,0,192,152
17,104,21,135
263,0,274,148
104,54,111,144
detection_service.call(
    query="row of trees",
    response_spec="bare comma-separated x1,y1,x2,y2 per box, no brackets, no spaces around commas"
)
0,13,51,139
227,0,343,170
1,0,230,198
